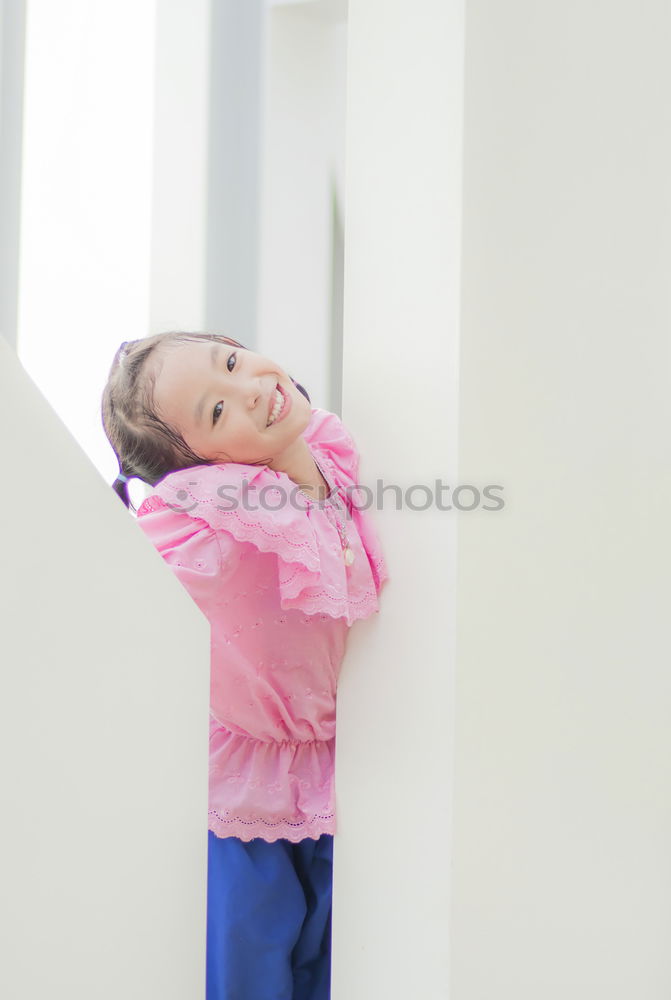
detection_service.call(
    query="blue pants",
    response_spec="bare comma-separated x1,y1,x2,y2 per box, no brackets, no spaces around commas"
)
206,831,333,1000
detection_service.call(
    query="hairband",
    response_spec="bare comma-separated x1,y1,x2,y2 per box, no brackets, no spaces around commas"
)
117,472,130,484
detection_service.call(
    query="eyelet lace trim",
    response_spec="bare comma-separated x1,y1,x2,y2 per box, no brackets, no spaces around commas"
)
137,409,389,624
208,809,336,844
139,488,322,570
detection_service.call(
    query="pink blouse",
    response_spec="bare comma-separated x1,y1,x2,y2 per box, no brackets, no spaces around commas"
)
135,408,388,842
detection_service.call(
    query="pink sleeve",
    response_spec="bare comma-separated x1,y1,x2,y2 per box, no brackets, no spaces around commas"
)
306,408,361,486
134,502,242,619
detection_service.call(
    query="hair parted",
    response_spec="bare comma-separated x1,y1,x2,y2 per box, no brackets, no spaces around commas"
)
100,330,310,511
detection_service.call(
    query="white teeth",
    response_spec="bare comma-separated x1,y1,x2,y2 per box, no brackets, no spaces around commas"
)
266,387,283,426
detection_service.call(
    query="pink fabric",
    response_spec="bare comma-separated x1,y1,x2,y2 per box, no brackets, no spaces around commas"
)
135,408,389,842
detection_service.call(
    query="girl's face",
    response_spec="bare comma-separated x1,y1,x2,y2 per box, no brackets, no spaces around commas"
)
150,339,312,465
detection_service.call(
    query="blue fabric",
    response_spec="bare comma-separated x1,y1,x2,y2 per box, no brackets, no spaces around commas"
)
206,831,333,1000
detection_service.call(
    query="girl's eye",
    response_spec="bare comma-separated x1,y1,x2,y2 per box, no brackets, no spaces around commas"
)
212,352,237,425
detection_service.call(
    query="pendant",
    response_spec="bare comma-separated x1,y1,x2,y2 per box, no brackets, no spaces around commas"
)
343,547,355,566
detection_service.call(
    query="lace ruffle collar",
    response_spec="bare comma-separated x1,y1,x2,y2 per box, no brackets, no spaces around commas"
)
137,408,388,624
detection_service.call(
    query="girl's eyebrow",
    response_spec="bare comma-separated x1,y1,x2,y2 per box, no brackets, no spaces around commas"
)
194,343,221,426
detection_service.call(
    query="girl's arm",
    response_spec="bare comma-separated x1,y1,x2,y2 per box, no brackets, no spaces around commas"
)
134,502,241,619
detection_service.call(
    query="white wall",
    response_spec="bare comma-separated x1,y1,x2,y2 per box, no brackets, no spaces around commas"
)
0,335,210,997
332,2,464,997
450,1,671,996
7,9,212,990
257,0,347,410
206,0,266,345
0,0,26,350
335,1,671,996
150,0,210,336
17,0,155,504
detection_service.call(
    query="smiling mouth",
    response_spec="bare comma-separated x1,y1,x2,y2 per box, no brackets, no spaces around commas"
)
266,383,287,427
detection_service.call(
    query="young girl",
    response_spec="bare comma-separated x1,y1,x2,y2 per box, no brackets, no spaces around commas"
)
101,331,388,999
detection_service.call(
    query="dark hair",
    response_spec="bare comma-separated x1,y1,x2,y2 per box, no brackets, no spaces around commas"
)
101,331,310,511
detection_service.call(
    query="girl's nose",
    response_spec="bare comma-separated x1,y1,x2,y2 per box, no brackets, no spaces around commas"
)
244,378,263,409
